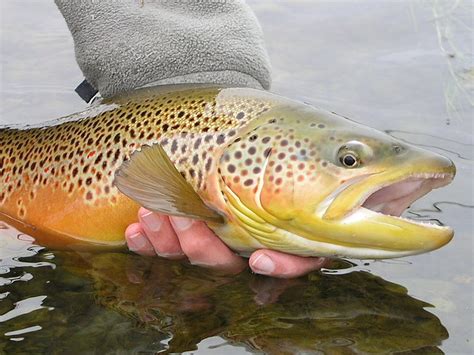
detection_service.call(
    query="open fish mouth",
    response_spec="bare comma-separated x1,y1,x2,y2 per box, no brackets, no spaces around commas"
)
360,173,454,228
316,163,456,258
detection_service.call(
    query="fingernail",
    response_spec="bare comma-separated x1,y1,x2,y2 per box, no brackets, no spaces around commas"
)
142,212,163,232
170,216,193,231
128,232,148,251
157,252,184,259
251,253,275,275
189,260,213,267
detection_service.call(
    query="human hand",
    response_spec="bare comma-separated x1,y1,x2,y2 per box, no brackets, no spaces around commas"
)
125,208,329,278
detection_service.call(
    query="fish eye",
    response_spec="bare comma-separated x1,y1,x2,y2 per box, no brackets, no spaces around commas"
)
339,152,359,168
336,141,371,168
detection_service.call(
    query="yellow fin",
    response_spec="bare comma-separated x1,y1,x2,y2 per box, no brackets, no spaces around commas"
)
114,144,223,224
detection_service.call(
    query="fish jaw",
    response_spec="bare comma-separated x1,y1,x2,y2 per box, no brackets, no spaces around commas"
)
215,169,455,259
270,158,455,259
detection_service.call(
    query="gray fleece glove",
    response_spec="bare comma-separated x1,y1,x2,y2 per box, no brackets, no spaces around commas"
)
55,0,271,98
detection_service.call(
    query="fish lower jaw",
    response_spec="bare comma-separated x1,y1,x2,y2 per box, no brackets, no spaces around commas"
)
358,206,452,231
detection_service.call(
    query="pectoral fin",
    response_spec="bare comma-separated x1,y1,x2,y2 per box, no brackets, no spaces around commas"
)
114,144,223,223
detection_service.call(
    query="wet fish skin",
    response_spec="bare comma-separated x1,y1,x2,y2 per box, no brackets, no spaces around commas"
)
0,85,455,258
0,86,275,247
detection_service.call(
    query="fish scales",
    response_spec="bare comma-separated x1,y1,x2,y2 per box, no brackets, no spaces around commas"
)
0,86,273,247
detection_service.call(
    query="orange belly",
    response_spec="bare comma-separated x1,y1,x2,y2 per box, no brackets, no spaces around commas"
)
0,184,138,250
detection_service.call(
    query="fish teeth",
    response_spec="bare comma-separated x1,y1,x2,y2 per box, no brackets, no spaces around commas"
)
411,172,451,179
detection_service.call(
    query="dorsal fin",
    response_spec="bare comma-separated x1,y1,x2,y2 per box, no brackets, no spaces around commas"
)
114,144,223,223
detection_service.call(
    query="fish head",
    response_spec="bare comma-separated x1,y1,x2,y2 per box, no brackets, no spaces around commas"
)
216,102,455,258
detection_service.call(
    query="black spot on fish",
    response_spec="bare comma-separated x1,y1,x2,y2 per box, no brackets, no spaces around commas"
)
244,179,253,186
216,134,225,145
171,140,178,154
194,138,202,149
205,158,212,172
228,164,236,173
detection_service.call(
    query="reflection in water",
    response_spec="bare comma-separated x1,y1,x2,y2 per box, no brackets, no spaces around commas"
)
0,225,448,354
408,201,474,228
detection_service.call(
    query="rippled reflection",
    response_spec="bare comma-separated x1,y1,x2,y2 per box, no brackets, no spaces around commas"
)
0,224,448,353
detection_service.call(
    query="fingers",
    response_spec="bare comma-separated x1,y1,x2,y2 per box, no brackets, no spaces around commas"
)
169,216,247,274
124,223,156,257
126,208,327,278
138,208,184,259
249,249,329,279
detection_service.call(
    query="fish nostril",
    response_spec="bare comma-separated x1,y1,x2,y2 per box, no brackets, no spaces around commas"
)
393,145,403,154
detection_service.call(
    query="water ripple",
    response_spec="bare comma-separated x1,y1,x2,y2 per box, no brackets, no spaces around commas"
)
0,223,56,340
0,296,53,323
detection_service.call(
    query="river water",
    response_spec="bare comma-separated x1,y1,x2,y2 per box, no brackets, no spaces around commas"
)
1,1,473,353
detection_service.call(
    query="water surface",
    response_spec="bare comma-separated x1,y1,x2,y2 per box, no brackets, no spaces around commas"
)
1,1,473,353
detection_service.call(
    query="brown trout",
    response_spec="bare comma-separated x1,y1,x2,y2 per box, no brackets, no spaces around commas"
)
0,85,455,258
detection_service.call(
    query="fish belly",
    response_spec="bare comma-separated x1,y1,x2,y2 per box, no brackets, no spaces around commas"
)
0,183,135,248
